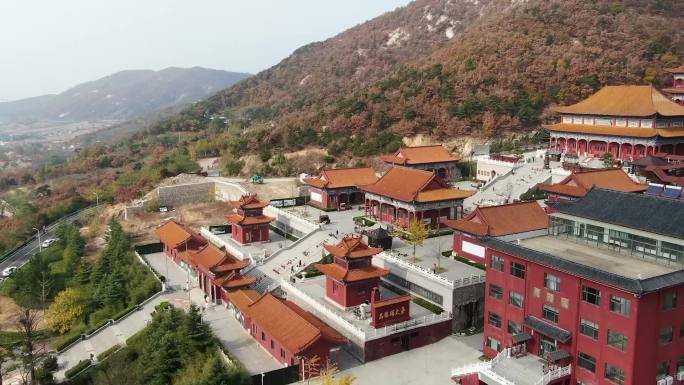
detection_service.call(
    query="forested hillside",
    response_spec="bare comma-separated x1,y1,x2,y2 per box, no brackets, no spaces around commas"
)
153,0,683,148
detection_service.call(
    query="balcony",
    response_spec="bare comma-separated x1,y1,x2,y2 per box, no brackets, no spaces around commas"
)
452,347,571,385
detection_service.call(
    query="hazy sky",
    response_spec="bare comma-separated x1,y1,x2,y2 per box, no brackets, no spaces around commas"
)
0,0,412,102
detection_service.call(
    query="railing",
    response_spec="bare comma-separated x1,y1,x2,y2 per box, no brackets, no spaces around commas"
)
264,205,321,233
366,311,452,340
534,364,572,385
200,227,247,261
481,368,516,385
380,251,486,289
451,348,510,380
280,279,366,341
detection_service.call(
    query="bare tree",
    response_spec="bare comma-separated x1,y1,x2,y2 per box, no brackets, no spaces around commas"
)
38,273,52,310
16,308,44,385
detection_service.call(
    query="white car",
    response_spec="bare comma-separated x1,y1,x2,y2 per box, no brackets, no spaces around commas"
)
41,238,57,248
2,266,16,277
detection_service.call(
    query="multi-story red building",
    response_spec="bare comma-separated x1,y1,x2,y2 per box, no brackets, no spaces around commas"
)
360,167,474,229
380,144,462,182
453,188,684,385
316,235,389,308
538,168,647,202
304,167,378,210
225,194,273,244
545,85,684,159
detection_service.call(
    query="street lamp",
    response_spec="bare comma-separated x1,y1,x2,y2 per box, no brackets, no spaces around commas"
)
33,227,42,252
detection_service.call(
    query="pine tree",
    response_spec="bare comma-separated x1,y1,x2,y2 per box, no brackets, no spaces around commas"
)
76,262,91,285
181,305,212,356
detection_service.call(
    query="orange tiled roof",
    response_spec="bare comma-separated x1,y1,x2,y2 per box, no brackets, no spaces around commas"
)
380,145,461,165
371,294,411,308
231,194,269,209
553,85,684,117
539,168,648,198
304,167,378,189
225,213,274,225
544,122,684,138
415,188,475,202
246,293,345,354
445,201,548,236
315,263,389,282
665,65,684,74
155,220,205,248
360,167,472,203
226,289,261,313
216,273,256,289
323,236,382,259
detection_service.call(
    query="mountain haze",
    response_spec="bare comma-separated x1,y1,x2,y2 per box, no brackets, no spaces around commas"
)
155,0,684,150
0,67,251,124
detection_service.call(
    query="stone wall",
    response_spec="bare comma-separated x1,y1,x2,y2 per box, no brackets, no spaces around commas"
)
157,182,215,207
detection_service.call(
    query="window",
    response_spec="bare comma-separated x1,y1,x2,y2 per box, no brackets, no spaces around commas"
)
660,327,673,345
581,286,600,305
489,284,503,300
488,312,502,328
609,295,631,316
663,291,677,311
605,363,625,385
544,273,561,291
490,255,504,272
486,336,501,351
511,262,526,279
280,348,285,358
607,330,628,351
542,305,559,323
578,352,596,372
508,320,522,335
270,339,275,349
509,291,524,308
261,332,265,340
579,319,599,340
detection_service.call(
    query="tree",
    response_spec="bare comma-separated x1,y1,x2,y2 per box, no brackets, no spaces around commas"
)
0,346,16,385
46,288,84,334
406,219,428,260
319,365,355,385
181,305,212,355
16,308,44,385
602,152,614,167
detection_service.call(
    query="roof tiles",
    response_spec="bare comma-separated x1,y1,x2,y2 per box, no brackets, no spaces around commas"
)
553,85,684,117
304,167,378,189
380,145,461,165
445,201,548,236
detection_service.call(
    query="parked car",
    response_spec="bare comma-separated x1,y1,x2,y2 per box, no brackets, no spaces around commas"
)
159,206,169,213
41,238,57,248
2,266,16,277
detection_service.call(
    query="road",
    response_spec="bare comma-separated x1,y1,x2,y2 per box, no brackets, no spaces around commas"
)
0,207,96,274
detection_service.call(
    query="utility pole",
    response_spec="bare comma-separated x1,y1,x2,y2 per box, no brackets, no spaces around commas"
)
33,227,42,252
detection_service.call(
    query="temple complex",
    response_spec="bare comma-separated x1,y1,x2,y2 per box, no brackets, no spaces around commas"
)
360,167,474,228
538,168,647,201
225,194,273,244
380,145,461,182
545,85,684,159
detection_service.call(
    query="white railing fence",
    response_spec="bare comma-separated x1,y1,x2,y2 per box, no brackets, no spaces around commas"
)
534,364,572,385
450,347,510,380
200,227,247,260
380,251,486,289
367,311,451,340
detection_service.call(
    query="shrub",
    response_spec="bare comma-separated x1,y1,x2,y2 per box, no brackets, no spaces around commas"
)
96,344,121,361
112,305,137,321
412,297,444,315
65,359,91,379
54,332,83,352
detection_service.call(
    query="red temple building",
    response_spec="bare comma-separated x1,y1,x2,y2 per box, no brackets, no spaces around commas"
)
545,85,684,159
225,194,273,244
360,167,474,228
155,220,255,303
538,168,647,202
445,201,549,264
316,236,390,308
304,167,378,210
380,145,462,182
239,292,347,374
452,188,684,385
663,64,684,104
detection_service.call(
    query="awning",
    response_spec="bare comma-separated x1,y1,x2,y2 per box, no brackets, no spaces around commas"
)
546,349,571,362
524,316,572,343
511,332,532,344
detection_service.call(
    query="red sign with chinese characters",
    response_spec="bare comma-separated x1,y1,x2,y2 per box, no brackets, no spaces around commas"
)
371,295,411,328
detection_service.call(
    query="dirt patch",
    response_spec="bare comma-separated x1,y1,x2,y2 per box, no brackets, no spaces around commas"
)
0,296,46,331
242,178,300,201
122,201,234,244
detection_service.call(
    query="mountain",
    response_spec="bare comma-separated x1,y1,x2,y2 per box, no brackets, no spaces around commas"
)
154,0,684,153
0,67,251,124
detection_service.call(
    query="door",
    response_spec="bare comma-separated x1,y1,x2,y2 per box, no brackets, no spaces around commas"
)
401,334,410,351
539,335,556,357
